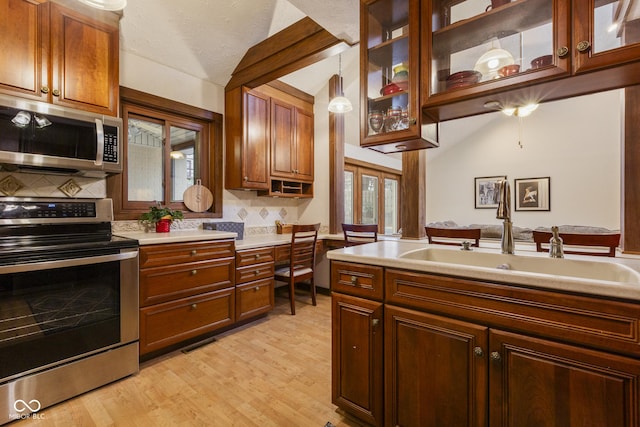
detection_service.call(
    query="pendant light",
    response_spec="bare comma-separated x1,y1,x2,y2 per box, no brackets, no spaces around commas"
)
328,54,353,113
474,39,514,81
76,0,127,11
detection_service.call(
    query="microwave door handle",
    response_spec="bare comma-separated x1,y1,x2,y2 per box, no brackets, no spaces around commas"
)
94,118,104,166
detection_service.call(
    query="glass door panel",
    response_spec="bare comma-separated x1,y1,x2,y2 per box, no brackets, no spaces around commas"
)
169,126,198,203
127,117,163,202
384,178,399,234
430,0,555,97
593,0,640,54
362,174,379,225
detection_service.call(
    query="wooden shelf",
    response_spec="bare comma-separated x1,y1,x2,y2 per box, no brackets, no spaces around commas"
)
432,0,551,58
258,179,313,198
368,35,409,67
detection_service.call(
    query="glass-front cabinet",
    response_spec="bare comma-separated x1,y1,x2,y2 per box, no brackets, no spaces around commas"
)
361,0,438,153
422,0,640,120
425,0,569,101
573,0,640,73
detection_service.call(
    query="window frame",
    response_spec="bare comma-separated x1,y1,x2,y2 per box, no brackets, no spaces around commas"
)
108,87,223,220
344,158,402,235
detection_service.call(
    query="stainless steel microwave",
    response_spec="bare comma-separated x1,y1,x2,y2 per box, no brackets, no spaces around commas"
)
0,94,122,177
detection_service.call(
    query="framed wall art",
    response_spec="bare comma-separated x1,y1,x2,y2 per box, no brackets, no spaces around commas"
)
474,175,506,209
515,177,550,211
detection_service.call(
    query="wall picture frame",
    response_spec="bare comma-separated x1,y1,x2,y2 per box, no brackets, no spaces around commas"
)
515,177,550,211
474,175,507,209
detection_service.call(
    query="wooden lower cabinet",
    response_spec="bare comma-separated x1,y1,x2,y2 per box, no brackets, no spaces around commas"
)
138,239,236,356
331,261,640,426
332,292,383,426
385,305,487,427
235,246,275,322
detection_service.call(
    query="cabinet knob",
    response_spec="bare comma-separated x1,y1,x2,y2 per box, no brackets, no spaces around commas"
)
41,86,49,94
576,40,591,52
254,254,260,259
244,176,248,181
350,275,357,284
409,117,417,125
191,270,197,275
490,351,501,361
372,318,379,327
254,286,260,291
557,46,569,57
191,303,197,310
191,250,197,256
52,89,60,97
473,346,484,357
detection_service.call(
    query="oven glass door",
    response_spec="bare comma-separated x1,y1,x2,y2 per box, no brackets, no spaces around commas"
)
0,106,99,161
0,249,129,382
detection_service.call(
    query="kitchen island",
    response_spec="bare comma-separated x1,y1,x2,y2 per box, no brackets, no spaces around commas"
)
327,241,640,426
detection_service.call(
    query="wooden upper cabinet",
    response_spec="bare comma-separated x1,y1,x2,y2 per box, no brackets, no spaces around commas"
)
225,86,270,191
270,98,314,182
294,107,314,181
0,0,119,116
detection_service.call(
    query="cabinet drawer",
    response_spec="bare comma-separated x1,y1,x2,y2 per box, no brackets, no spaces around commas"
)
385,268,640,357
236,277,274,322
236,247,275,267
331,261,384,301
236,261,274,284
275,241,323,264
139,239,235,268
140,257,235,306
139,287,235,355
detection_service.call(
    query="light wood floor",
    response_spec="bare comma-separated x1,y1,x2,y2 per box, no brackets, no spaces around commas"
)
12,291,364,427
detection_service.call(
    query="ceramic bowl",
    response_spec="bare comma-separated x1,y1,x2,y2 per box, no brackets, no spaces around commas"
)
498,64,520,77
531,55,553,69
445,70,482,89
380,83,403,96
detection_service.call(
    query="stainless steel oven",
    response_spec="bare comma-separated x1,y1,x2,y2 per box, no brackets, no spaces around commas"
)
0,199,138,424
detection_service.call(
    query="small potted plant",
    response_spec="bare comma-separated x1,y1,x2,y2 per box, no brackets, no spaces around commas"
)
140,204,184,233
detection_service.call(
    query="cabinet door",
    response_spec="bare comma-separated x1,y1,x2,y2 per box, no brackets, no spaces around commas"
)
489,329,640,427
0,0,48,102
332,293,384,426
294,108,314,181
242,88,270,189
573,0,640,74
385,304,488,427
49,3,119,116
270,98,295,179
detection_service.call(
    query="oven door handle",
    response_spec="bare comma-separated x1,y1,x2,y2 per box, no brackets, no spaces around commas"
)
0,250,138,274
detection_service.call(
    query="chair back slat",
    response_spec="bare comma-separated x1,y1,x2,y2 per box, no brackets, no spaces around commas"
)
532,231,620,257
290,223,320,271
425,227,481,247
342,223,378,247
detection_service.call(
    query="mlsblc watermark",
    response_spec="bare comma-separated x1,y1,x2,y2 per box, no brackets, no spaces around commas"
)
10,399,45,420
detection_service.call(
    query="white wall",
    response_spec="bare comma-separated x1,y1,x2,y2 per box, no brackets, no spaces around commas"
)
426,89,622,230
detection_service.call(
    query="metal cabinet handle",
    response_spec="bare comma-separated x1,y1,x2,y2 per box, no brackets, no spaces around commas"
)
557,46,569,57
52,89,60,97
490,351,501,361
244,176,248,181
576,40,591,52
41,86,50,94
191,250,197,256
372,319,379,327
350,275,357,284
255,254,260,259
254,286,260,291
474,346,484,357
191,303,197,310
191,270,197,275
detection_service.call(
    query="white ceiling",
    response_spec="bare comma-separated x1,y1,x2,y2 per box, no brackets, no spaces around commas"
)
119,0,360,94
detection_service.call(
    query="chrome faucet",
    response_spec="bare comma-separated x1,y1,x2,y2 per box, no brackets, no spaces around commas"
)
496,180,514,254
549,226,564,258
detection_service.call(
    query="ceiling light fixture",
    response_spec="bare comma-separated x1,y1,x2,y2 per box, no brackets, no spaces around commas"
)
328,54,353,114
170,151,185,160
76,0,127,11
501,103,539,117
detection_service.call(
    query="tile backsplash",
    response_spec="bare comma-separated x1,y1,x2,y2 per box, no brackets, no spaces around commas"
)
0,172,106,199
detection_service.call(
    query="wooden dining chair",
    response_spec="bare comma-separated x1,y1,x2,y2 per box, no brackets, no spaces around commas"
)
342,223,378,246
274,223,320,315
532,230,620,257
425,226,482,247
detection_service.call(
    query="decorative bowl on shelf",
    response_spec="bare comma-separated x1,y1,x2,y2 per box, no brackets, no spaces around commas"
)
531,54,553,69
498,64,520,77
445,70,482,89
380,83,403,96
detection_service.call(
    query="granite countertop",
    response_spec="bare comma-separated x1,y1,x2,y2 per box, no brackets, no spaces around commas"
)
326,240,640,301
115,229,237,245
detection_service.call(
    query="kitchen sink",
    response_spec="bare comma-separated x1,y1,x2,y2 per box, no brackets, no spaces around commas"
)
399,247,640,284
